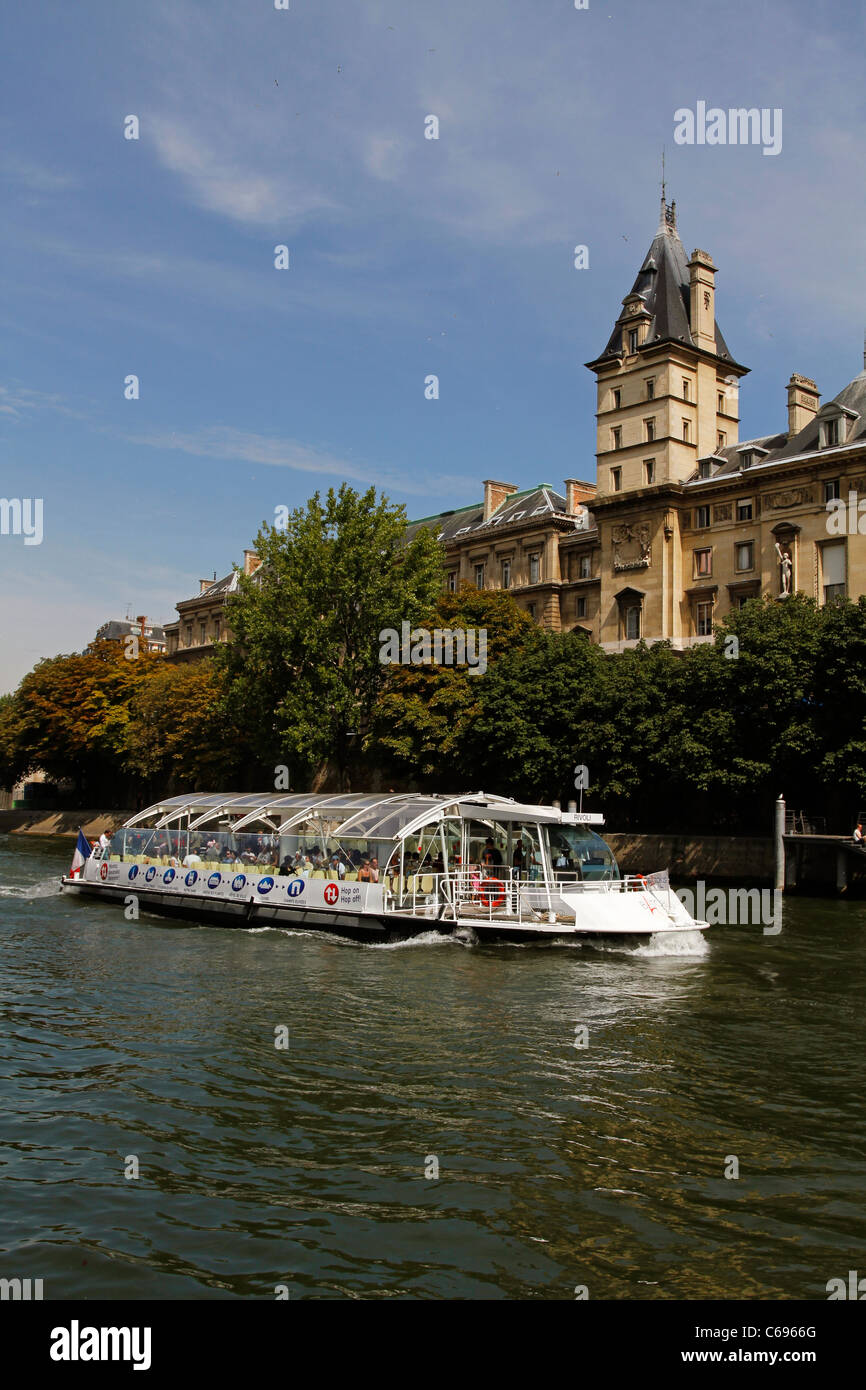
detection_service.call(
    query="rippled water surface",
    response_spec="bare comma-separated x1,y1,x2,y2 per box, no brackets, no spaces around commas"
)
1,833,864,1300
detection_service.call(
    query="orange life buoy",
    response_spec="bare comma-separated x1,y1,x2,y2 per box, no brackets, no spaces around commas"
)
479,877,506,909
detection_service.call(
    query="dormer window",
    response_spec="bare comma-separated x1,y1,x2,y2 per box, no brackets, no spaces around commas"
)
823,418,840,447
741,451,753,469
698,459,713,480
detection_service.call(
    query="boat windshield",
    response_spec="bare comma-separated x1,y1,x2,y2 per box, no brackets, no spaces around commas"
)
547,825,619,881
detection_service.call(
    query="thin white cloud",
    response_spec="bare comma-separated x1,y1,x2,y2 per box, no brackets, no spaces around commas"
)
117,423,467,497
149,117,339,228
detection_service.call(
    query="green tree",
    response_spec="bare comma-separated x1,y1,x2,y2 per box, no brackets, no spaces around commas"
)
124,659,251,796
370,583,537,781
217,485,444,787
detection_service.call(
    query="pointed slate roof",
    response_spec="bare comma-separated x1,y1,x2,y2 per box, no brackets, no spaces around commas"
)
588,198,741,368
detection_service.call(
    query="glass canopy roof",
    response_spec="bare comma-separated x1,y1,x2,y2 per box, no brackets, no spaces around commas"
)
123,791,583,842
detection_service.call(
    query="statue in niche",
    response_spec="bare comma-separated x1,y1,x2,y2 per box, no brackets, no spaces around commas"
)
774,541,792,596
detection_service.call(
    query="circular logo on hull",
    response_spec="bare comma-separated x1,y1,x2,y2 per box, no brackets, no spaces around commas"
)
231,874,246,892
286,878,304,898
185,870,198,887
207,872,221,890
163,868,175,884
127,865,139,881
100,862,109,881
145,866,157,882
257,876,274,895
323,882,339,905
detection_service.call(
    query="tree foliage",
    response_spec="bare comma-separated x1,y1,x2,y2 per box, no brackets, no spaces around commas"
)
216,484,444,786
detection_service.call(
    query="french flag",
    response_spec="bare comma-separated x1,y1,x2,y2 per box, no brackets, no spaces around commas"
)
69,829,92,879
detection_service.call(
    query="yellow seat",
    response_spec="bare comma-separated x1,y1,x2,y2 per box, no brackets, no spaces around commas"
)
344,871,358,881
311,869,325,879
420,875,434,893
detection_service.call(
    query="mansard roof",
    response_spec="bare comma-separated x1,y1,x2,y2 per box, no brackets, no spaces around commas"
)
693,367,866,482
589,198,742,369
408,484,595,543
775,368,866,459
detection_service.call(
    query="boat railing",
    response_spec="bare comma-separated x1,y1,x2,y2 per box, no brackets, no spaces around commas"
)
383,867,657,924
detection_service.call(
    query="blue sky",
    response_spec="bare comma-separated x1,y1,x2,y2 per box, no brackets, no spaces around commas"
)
1,0,864,692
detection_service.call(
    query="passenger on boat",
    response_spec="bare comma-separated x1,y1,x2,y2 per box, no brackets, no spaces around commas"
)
278,856,297,876
182,851,202,867
481,837,502,867
369,857,380,883
358,860,373,882
330,856,346,879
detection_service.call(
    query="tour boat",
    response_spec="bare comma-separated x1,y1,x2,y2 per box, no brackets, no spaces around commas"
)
61,791,706,943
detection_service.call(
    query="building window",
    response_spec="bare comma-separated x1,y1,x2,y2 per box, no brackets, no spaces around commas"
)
612,426,622,449
528,553,541,584
199,622,207,645
501,559,511,589
646,378,655,400
735,541,754,572
698,460,712,480
611,467,622,492
644,458,655,485
820,541,846,603
213,619,221,639
824,479,841,503
824,418,840,447
447,571,457,592
695,505,710,529
736,498,753,521
474,563,485,589
527,602,536,621
628,328,638,354
741,451,753,470
736,595,752,610
718,392,725,413
644,418,655,442
682,419,691,443
717,431,726,450
695,601,714,636
576,596,587,619
613,388,621,409
682,378,690,401
624,606,641,640
694,547,712,578
578,554,591,579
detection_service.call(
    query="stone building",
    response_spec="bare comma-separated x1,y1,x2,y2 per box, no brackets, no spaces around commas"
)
412,196,866,649
163,197,866,655
94,615,166,654
164,550,260,661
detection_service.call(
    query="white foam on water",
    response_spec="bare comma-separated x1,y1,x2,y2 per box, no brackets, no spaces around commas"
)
0,876,63,900
633,929,710,958
369,929,460,950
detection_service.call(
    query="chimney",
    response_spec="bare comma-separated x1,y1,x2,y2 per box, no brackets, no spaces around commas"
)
564,479,596,516
787,374,820,436
243,550,262,576
687,248,717,352
482,479,518,522
199,579,211,593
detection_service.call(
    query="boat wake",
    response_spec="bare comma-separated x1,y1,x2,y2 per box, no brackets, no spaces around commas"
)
632,929,709,958
0,876,62,900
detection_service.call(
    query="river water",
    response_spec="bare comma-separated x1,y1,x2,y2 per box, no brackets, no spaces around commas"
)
1,833,864,1301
